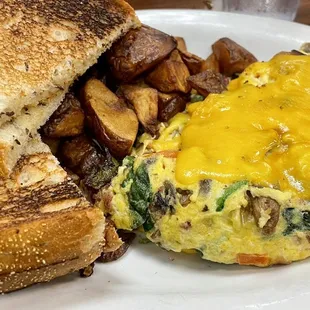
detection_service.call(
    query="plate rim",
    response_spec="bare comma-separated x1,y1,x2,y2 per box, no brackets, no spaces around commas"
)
136,9,310,32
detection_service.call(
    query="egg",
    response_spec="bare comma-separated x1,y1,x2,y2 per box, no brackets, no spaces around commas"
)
108,54,310,267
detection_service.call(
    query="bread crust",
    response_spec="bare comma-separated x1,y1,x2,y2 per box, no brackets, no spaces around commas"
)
0,0,140,122
0,0,140,177
0,240,102,293
0,144,106,293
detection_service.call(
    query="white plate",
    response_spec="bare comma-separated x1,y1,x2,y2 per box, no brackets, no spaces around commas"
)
2,10,310,310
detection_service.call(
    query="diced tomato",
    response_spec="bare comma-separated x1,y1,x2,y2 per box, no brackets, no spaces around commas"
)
237,253,271,267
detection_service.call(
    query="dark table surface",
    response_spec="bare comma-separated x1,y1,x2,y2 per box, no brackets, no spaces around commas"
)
128,0,310,25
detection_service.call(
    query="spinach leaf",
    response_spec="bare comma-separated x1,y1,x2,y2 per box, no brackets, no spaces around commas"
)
283,208,310,235
190,94,205,103
127,162,153,229
216,180,248,212
143,212,155,232
121,156,135,188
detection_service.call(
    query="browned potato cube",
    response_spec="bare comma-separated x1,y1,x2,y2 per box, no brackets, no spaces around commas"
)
107,25,177,82
146,59,191,94
187,70,229,97
180,50,209,75
158,92,188,122
41,93,84,138
212,38,257,76
169,49,183,62
175,36,187,53
119,85,159,136
41,136,60,155
59,135,119,190
59,135,94,173
205,53,220,73
81,79,139,158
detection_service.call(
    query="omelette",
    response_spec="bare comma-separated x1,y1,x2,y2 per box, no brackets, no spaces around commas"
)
102,54,310,267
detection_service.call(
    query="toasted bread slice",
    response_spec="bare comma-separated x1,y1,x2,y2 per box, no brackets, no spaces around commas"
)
0,137,105,293
0,0,140,177
0,90,66,176
0,0,140,125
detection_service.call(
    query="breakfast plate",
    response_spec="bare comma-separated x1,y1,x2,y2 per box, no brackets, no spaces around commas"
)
2,9,310,310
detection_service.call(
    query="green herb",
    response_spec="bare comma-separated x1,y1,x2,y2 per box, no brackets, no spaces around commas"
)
216,180,248,212
121,156,135,188
127,162,153,229
85,161,118,190
283,208,310,235
130,210,145,229
190,94,205,103
143,212,155,232
138,237,151,244
83,154,119,190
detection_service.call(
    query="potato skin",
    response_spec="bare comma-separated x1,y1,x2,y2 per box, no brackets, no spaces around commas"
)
119,85,159,135
81,79,139,159
187,70,229,97
212,37,257,76
205,53,220,73
174,36,187,53
146,59,191,94
59,135,94,174
42,93,84,138
180,50,209,75
107,25,177,82
158,92,188,122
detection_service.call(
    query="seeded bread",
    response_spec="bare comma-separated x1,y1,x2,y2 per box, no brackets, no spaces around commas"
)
0,137,106,293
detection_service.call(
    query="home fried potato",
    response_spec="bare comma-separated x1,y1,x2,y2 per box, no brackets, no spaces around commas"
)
107,25,177,82
169,49,184,62
205,53,220,73
41,93,84,138
158,92,188,122
119,85,159,136
146,58,191,93
175,36,187,53
59,135,94,173
81,79,139,158
187,70,229,97
59,135,119,190
41,136,60,155
212,38,257,76
180,50,209,75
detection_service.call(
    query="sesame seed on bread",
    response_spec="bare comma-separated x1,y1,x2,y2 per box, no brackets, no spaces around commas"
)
0,137,106,293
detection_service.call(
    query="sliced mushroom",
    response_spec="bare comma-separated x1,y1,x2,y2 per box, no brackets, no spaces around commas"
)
98,231,135,263
176,188,193,207
149,181,177,220
250,196,280,235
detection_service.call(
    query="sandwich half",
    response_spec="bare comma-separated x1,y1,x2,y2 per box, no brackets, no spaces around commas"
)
0,0,140,176
0,137,105,293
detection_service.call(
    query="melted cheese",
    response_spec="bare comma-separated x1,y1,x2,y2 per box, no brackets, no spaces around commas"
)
176,55,310,198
